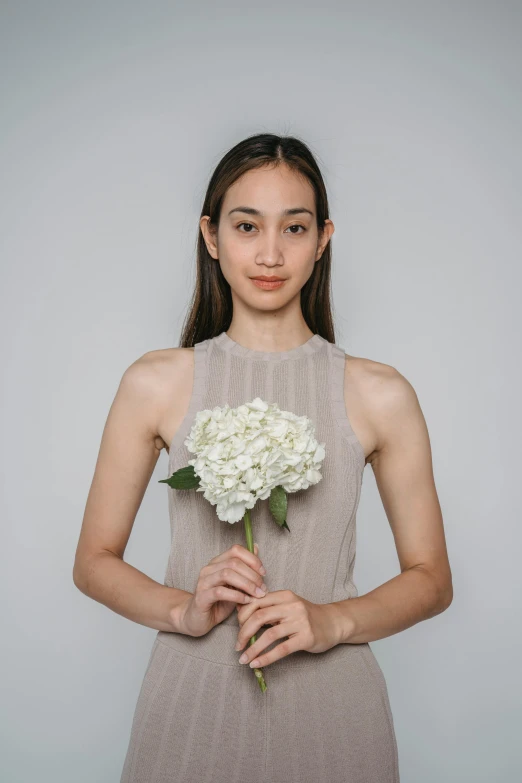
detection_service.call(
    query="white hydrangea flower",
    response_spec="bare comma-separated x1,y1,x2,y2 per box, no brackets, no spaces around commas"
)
183,397,326,523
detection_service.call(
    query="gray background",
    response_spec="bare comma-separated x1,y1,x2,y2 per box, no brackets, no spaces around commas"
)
1,1,521,781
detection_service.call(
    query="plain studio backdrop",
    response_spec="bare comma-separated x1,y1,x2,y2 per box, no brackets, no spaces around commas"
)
1,2,521,781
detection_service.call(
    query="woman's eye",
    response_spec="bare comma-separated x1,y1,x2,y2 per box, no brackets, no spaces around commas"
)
236,223,306,234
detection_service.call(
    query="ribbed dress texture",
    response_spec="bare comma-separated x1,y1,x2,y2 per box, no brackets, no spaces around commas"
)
120,330,400,783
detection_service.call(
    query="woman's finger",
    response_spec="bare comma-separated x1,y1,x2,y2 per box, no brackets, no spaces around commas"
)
235,602,289,649
206,543,265,576
201,558,267,598
199,583,255,607
200,563,267,600
239,628,299,670
236,589,296,636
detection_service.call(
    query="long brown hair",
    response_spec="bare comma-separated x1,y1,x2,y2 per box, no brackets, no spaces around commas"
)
179,132,337,348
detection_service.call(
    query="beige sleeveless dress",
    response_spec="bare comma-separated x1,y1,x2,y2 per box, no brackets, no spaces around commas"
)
120,330,400,782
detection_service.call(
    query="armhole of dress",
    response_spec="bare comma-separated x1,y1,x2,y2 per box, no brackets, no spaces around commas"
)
167,339,209,466
329,342,366,474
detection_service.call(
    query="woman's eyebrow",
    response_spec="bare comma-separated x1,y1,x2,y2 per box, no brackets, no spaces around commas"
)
227,206,314,217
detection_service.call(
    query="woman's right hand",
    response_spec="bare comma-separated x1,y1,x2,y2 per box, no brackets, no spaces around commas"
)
176,543,267,637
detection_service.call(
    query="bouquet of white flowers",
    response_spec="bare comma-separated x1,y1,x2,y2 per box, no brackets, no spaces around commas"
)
159,396,326,691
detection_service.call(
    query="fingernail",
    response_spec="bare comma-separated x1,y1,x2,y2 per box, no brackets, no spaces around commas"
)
259,566,266,575
249,659,260,668
255,586,266,596
239,653,248,663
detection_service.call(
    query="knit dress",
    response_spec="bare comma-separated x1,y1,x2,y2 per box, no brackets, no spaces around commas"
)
120,330,400,783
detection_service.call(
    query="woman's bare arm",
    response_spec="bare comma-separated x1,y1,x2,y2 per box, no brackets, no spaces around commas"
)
73,349,194,634
327,360,453,644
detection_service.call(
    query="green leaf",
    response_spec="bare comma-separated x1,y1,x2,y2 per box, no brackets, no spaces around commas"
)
158,465,201,489
269,485,290,531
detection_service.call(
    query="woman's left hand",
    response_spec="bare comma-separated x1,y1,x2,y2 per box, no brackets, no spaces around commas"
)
234,590,342,669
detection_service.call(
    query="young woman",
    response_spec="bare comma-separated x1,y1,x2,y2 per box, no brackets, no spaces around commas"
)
74,133,452,782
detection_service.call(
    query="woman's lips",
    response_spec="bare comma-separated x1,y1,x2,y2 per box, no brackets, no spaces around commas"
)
251,279,286,290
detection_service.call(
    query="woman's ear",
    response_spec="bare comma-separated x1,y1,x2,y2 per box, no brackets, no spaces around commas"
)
199,215,219,259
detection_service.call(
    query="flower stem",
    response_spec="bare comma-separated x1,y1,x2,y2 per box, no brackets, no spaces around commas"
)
243,508,268,693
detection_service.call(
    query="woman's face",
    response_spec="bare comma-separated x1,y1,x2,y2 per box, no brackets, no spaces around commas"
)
201,164,334,312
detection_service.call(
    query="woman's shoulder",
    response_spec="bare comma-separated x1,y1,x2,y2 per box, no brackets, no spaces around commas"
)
345,350,418,413
124,346,194,390
121,347,196,453
341,351,420,462
343,350,403,391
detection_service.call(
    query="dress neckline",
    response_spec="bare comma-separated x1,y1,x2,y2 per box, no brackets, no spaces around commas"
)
213,330,326,361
